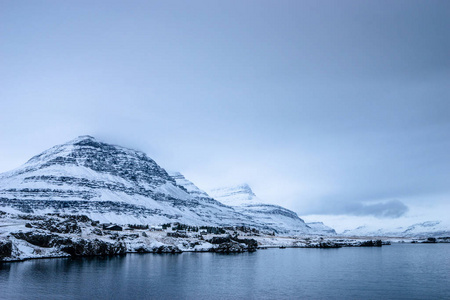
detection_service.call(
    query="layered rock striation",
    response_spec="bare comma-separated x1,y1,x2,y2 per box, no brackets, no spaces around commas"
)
0,136,254,227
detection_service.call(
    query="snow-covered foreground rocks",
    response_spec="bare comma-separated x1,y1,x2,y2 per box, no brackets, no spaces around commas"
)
0,211,260,262
0,211,408,263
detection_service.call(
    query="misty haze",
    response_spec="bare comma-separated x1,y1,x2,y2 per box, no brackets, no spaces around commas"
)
1,1,449,299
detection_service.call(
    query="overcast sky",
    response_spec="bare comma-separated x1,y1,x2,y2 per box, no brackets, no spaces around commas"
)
1,1,449,230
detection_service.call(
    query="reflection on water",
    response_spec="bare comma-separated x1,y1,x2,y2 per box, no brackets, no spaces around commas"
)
1,244,449,299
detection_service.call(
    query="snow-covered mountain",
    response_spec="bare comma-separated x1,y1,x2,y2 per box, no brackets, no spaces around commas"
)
209,184,257,206
0,136,260,227
341,221,450,237
0,135,338,235
207,184,334,235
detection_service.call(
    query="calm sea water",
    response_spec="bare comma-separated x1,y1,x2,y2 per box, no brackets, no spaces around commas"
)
1,243,449,299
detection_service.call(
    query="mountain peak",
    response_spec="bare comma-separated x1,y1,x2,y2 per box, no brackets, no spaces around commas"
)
234,184,255,196
210,183,256,198
69,135,108,148
59,135,97,146
75,135,96,141
12,136,173,186
208,184,257,205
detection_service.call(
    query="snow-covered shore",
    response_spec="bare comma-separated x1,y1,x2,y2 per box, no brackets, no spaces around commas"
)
1,211,446,263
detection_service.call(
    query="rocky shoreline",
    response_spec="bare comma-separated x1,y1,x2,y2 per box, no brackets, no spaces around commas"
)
1,211,442,263
0,212,262,262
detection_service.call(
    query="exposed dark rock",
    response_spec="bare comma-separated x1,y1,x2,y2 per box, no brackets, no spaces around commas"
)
134,246,150,253
153,245,182,254
166,232,187,238
316,241,342,248
59,239,126,256
212,242,247,253
133,245,181,254
233,238,258,252
208,236,232,244
31,219,82,234
423,237,437,243
57,214,92,223
206,235,258,253
11,231,62,248
360,240,383,247
0,240,12,259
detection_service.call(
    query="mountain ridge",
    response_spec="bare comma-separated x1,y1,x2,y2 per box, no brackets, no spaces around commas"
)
0,136,325,235
0,136,249,227
341,220,450,237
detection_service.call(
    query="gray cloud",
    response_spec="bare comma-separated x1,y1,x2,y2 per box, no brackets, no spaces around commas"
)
0,1,449,224
343,200,409,218
306,200,409,219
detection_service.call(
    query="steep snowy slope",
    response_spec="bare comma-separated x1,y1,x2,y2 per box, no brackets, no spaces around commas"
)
0,136,258,227
207,184,328,235
170,172,210,198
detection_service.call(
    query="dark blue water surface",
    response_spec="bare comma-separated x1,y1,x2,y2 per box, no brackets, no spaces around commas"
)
1,243,449,299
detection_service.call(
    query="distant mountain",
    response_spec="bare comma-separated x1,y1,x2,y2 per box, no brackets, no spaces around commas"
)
305,222,337,236
341,221,450,237
207,184,335,235
0,136,257,227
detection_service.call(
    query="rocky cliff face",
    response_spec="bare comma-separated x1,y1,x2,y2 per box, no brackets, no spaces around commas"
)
0,136,256,227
